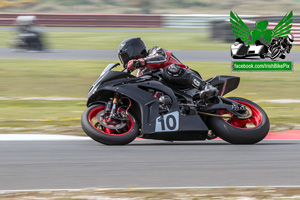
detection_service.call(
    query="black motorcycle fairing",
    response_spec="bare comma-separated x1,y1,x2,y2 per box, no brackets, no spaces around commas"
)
87,71,209,136
88,71,137,99
207,75,240,96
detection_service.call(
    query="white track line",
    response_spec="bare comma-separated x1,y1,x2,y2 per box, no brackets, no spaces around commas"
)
0,134,91,141
255,99,300,103
0,97,85,101
0,134,299,141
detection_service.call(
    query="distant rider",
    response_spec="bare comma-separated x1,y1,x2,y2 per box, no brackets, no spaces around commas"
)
14,16,43,51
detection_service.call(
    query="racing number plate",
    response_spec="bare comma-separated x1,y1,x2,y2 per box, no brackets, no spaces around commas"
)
155,111,179,132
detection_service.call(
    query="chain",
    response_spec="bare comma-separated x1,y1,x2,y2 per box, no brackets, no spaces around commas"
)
198,106,252,119
197,111,233,118
180,103,252,119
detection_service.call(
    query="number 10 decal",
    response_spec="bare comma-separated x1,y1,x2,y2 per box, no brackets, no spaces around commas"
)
155,111,179,132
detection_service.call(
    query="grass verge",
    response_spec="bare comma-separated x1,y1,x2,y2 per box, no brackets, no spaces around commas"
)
1,187,300,200
1,29,232,50
2,28,300,51
0,59,299,134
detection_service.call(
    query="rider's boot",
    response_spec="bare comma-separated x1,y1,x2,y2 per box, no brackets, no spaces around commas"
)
188,75,219,101
199,83,219,101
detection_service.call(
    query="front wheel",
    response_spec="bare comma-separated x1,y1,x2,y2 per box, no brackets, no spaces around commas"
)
207,97,270,144
81,104,139,145
270,48,281,60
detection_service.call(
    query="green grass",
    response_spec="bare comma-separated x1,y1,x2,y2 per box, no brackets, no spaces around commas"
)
2,0,300,15
0,59,299,134
2,29,232,50
1,187,300,200
0,100,85,135
2,28,300,51
0,59,110,97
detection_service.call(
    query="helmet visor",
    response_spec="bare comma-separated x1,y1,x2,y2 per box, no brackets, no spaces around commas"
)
118,51,130,66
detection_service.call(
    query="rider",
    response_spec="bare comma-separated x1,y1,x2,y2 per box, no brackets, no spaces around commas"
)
14,16,43,50
269,34,294,59
117,37,218,100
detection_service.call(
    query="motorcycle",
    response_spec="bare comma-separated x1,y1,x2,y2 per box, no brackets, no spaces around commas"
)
9,16,45,52
231,39,268,59
267,36,293,60
9,31,44,51
268,42,288,60
81,63,270,145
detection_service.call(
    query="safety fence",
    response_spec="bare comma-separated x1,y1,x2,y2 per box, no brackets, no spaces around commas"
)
162,14,229,29
0,13,255,28
0,13,162,27
268,23,300,45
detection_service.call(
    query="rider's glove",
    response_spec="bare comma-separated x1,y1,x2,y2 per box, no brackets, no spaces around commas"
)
127,58,146,72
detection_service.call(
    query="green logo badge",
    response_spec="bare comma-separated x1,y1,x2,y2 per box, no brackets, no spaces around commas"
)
230,11,293,45
230,11,294,71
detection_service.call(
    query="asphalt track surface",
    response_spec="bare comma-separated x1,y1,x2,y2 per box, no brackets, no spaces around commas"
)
1,139,300,190
1,48,299,63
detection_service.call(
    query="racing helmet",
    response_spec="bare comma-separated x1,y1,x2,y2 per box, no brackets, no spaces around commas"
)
118,37,147,66
287,34,294,44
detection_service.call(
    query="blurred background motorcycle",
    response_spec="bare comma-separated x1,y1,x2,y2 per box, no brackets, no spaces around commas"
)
8,15,46,51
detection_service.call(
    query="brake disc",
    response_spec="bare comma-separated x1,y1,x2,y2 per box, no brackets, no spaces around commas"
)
97,111,127,129
235,106,253,119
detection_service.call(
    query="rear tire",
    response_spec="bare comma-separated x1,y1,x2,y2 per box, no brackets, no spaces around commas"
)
81,104,138,145
207,97,269,144
260,53,266,59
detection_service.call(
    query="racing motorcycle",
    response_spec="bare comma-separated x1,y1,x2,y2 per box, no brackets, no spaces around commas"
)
81,63,270,145
9,31,44,51
9,16,45,51
268,38,291,60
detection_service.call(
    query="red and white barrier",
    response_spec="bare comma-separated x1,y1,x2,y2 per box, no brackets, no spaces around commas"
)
268,23,300,44
0,13,162,28
1,13,300,44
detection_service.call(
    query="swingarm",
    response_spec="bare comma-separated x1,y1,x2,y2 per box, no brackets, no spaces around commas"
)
197,96,252,119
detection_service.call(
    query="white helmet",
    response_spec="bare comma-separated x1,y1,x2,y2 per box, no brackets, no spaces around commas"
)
16,16,37,26
287,34,294,44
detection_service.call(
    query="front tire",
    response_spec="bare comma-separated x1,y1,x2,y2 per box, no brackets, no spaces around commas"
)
81,104,138,145
207,97,270,144
270,48,281,60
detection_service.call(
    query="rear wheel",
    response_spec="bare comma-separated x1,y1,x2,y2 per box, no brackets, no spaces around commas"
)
207,97,269,144
260,53,266,59
81,104,138,145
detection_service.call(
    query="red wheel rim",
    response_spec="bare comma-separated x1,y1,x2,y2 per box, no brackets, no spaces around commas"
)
219,100,262,129
88,106,134,136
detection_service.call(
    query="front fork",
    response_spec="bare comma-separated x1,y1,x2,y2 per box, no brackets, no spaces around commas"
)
107,93,120,120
